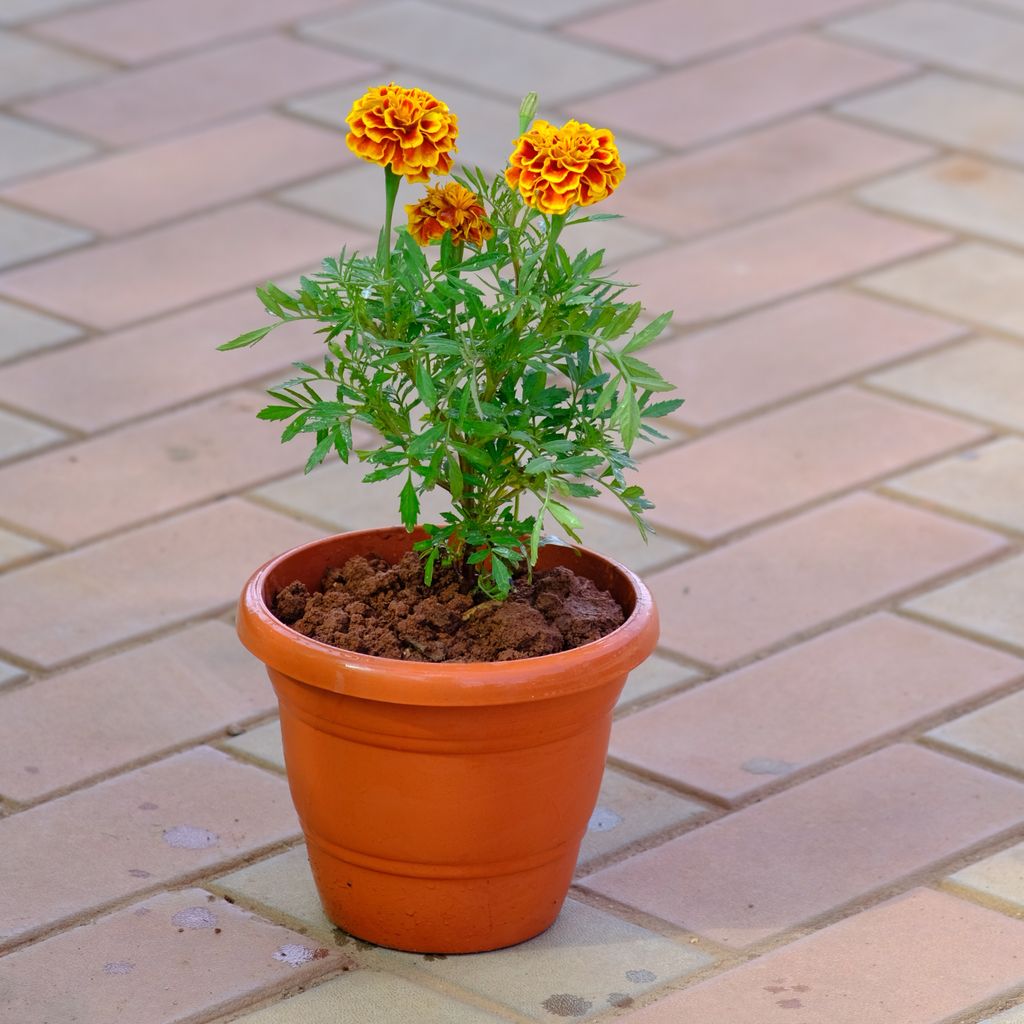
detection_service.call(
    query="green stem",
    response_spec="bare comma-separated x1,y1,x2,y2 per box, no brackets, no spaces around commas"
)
544,212,566,279
379,166,402,277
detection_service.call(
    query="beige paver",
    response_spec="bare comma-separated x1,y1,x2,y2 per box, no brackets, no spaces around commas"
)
0,660,26,688
617,652,701,709
0,747,299,949
0,406,64,461
930,688,1024,776
0,889,344,1024
0,622,275,802
0,297,79,362
0,28,106,102
583,744,1024,947
887,437,1024,533
949,839,1024,911
870,338,1024,430
0,202,91,269
0,111,94,186
222,719,284,772
0,0,101,22
0,525,46,568
615,888,1024,1023
981,1006,1024,1024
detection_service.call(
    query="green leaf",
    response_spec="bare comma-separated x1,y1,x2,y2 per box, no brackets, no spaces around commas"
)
548,501,582,541
304,433,333,474
400,477,419,531
218,325,274,351
642,398,685,418
489,555,511,597
415,362,437,409
256,405,299,421
622,311,673,355
447,456,464,500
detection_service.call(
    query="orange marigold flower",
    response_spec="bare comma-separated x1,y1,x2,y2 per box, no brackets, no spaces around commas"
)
345,83,458,183
406,182,494,247
505,119,625,215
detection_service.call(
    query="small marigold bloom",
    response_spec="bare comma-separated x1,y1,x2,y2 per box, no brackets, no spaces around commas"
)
346,83,458,183
505,119,625,215
406,182,494,247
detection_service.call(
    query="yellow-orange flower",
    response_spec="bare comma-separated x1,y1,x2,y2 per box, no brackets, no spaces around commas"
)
505,119,625,215
406,182,494,247
345,83,458,183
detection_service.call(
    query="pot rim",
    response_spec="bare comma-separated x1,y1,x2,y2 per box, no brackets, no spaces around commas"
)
236,526,659,706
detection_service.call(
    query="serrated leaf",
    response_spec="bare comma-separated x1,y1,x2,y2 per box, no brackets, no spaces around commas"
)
415,362,437,409
256,405,298,421
642,398,685,418
400,477,419,531
304,433,333,473
218,325,274,351
622,311,673,355
489,555,511,597
447,456,464,500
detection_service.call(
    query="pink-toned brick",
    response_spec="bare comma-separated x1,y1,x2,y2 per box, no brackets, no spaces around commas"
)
611,614,1023,803
646,290,964,428
622,201,947,328
0,201,364,329
34,0,354,63
17,35,378,146
631,387,985,540
0,498,321,668
1,114,352,235
607,115,930,240
580,35,912,148
584,745,1024,948
0,889,345,1024
0,747,299,950
618,888,1024,1023
567,0,879,64
648,493,1005,667
0,622,276,803
0,290,324,432
0,391,307,545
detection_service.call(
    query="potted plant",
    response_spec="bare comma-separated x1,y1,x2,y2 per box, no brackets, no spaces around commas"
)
222,84,680,954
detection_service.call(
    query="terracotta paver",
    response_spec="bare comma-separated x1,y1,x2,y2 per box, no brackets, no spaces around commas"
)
646,290,963,428
17,35,380,146
2,113,353,235
0,889,344,1024
581,35,912,149
630,386,985,540
0,391,308,544
0,622,275,803
649,493,1005,667
0,201,363,330
624,201,948,327
583,745,1024,947
0,499,322,668
0,747,299,949
611,614,1023,802
613,888,1024,1023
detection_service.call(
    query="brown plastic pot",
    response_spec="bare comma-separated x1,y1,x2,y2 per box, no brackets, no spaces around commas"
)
236,526,658,954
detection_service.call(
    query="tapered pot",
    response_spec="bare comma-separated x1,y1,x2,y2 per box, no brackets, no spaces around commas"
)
236,527,659,953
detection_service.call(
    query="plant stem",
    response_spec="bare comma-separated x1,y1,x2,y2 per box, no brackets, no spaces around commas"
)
379,166,401,277
544,212,566,279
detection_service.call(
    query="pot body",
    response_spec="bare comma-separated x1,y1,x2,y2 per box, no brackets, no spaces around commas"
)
236,527,658,953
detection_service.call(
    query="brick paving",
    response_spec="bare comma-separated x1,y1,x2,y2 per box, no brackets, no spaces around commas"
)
3,1,1024,1021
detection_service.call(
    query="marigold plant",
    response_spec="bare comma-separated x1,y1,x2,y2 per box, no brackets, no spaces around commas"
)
221,86,681,599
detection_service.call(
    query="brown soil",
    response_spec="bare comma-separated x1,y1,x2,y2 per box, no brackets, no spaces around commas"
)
272,551,625,662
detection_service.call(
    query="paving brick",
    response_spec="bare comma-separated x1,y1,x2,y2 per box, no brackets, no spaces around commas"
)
832,0,1024,88
17,35,379,146
887,437,1024,533
617,654,702,710
584,745,1024,947
581,35,911,149
0,202,90,269
0,525,46,568
930,688,1024,776
299,0,650,103
647,290,962,428
612,614,1023,803
0,0,101,22
0,28,106,102
578,769,705,871
631,387,984,541
0,407,64,461
223,719,284,771
864,244,1024,338
0,201,363,330
840,72,1024,166
568,0,888,65
0,297,79,362
624,202,947,328
232,972,504,1024
870,338,1024,430
0,622,276,803
949,838,1024,912
611,888,1024,1023
648,493,1005,667
2,114,352,236
33,0,353,63
0,498,322,668
445,0,613,25
0,747,299,949
0,112,94,186
608,114,929,240
0,888,344,1024
907,554,1024,652
0,660,26,687
0,290,323,431
981,1006,1024,1024
861,156,1024,250
0,391,310,545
